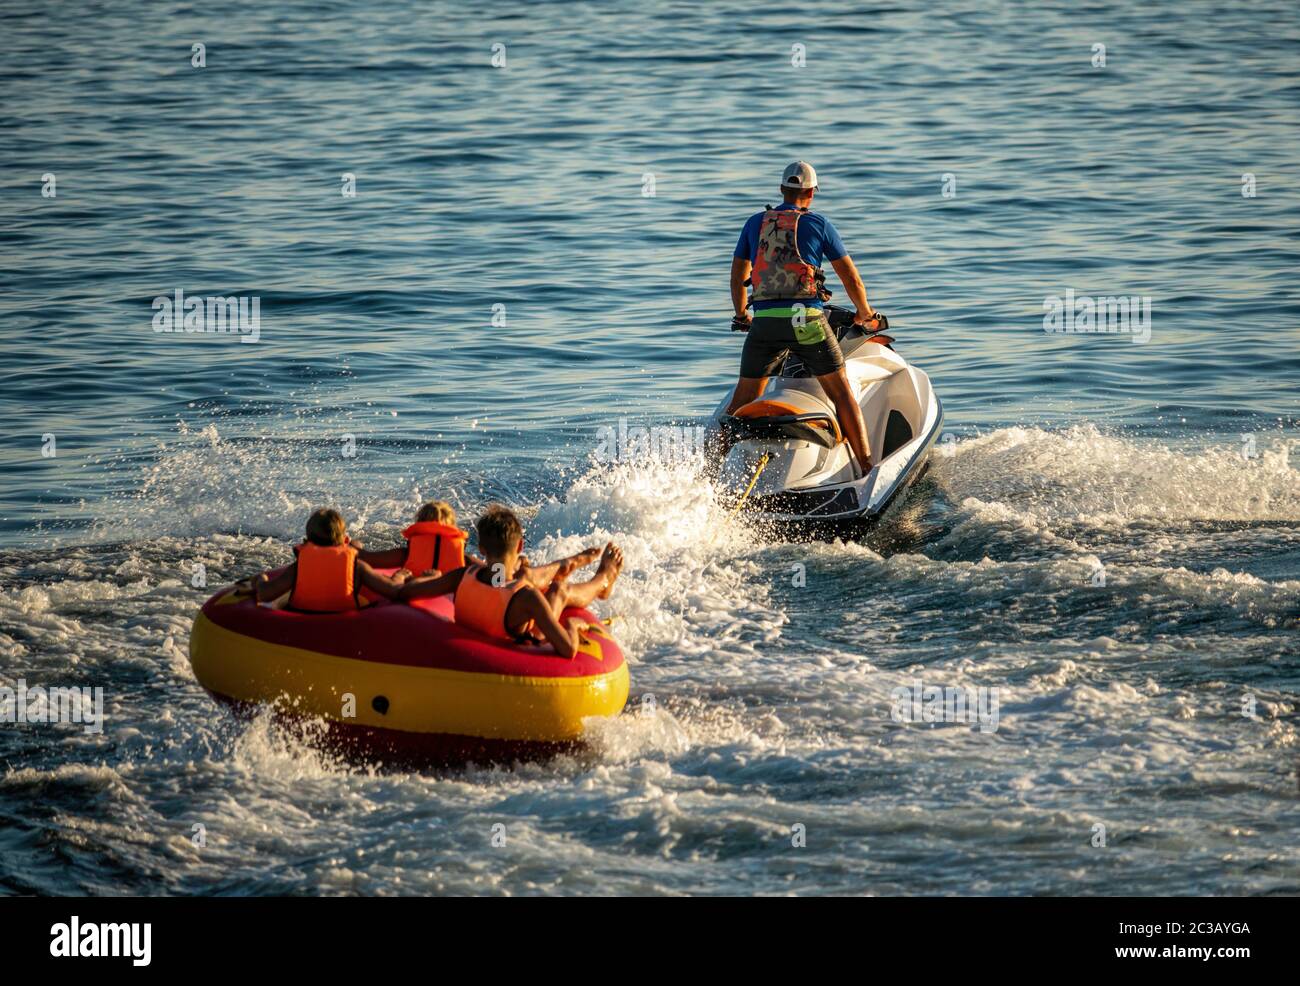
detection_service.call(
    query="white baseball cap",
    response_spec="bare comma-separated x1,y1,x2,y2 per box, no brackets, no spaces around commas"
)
780,160,818,190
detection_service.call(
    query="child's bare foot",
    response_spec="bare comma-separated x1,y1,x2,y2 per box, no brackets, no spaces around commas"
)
595,542,622,599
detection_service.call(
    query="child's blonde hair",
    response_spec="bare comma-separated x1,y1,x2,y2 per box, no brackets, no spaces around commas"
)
416,500,456,525
305,507,347,546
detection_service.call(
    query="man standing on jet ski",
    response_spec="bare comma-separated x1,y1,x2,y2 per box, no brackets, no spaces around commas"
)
725,161,883,474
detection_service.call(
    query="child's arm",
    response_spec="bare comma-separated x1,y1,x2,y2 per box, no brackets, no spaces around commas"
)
356,560,410,600
397,566,466,602
356,547,408,568
511,587,586,659
253,564,296,603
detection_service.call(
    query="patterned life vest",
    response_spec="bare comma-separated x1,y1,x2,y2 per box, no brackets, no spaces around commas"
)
454,564,532,640
751,207,819,303
289,541,360,612
402,521,467,575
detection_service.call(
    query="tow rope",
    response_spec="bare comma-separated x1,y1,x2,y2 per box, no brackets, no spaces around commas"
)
729,452,771,518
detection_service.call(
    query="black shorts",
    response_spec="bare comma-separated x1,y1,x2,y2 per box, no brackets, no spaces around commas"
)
739,310,845,378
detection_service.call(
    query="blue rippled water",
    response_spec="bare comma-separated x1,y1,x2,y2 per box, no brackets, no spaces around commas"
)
1,0,1298,895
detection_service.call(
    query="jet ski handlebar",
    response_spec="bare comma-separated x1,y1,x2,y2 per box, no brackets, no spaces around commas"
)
731,278,888,334
825,304,889,333
730,304,889,334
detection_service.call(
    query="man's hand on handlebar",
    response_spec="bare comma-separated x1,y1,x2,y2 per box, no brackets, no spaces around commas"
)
731,312,753,332
854,309,888,332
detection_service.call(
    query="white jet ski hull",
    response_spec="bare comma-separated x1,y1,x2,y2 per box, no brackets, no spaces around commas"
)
708,319,943,536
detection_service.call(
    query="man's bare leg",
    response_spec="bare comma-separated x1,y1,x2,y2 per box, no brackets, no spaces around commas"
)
707,375,769,467
724,375,767,415
817,369,873,476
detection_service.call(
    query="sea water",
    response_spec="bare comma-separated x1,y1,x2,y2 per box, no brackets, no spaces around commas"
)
1,0,1297,895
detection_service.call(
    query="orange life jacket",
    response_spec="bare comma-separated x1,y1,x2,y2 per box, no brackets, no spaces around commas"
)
751,207,819,302
454,563,532,640
401,521,467,575
289,541,360,612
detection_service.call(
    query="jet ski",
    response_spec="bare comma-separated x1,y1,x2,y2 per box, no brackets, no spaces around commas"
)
708,304,943,538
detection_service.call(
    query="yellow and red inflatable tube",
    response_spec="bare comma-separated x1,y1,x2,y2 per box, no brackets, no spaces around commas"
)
189,579,629,763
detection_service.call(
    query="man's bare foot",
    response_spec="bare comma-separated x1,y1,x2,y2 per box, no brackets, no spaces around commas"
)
595,542,622,599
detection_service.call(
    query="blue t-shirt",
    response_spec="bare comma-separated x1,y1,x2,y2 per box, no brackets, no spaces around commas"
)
734,203,848,310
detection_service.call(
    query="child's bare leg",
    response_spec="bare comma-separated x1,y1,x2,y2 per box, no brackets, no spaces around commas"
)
553,543,622,610
543,558,578,620
525,546,601,590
